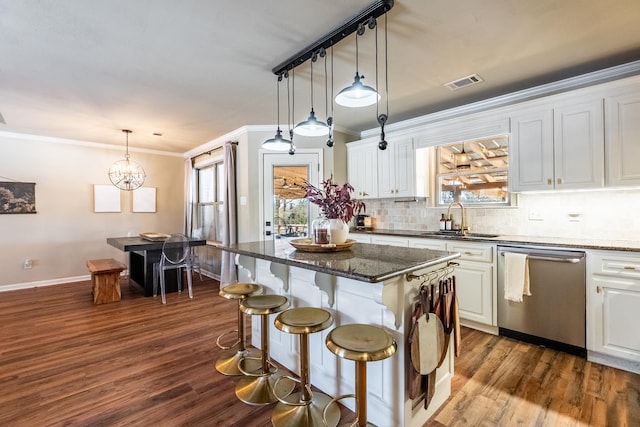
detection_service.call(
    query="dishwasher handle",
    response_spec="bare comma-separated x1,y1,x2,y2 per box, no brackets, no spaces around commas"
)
499,252,584,264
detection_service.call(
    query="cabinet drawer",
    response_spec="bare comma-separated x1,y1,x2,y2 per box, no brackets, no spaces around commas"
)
446,242,494,263
591,253,640,279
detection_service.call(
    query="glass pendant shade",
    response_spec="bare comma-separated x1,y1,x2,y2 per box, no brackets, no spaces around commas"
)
456,147,471,169
109,157,146,190
335,73,380,107
294,109,329,137
262,128,292,151
109,129,145,191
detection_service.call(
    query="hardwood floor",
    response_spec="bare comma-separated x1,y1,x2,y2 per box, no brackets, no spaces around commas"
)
0,278,638,426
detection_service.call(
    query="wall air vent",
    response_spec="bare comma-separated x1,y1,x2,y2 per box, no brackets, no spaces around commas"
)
444,73,484,91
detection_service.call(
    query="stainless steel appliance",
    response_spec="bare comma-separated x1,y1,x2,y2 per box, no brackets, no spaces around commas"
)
497,245,586,357
354,214,371,230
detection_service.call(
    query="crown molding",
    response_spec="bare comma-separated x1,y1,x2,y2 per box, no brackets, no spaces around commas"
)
361,60,640,139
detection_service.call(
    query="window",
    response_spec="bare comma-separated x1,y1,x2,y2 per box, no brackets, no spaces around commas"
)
437,135,510,206
194,161,225,242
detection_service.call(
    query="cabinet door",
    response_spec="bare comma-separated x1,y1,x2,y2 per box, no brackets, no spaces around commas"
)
510,108,555,191
393,138,416,197
378,138,416,198
347,142,378,199
554,99,604,189
606,90,640,186
408,238,447,251
370,235,409,247
590,275,640,361
453,261,494,326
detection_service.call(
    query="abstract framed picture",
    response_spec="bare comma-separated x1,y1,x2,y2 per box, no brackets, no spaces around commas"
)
0,182,37,214
132,187,156,213
93,184,121,213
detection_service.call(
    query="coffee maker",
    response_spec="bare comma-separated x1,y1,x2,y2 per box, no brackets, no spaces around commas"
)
355,214,371,230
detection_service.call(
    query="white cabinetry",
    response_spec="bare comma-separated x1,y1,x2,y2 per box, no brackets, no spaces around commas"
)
587,251,640,373
347,137,427,200
605,88,640,187
445,241,496,331
347,139,378,199
378,137,415,198
510,97,604,191
370,235,409,247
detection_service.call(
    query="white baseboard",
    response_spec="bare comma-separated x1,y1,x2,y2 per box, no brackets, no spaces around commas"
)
588,350,640,375
0,270,129,293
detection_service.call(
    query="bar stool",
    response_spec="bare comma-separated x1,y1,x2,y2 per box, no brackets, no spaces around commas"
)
271,307,340,427
323,324,397,427
235,294,294,406
215,283,263,376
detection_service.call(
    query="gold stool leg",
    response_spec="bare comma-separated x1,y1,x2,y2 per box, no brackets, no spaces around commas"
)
215,299,261,376
236,313,294,405
271,333,340,427
355,360,372,427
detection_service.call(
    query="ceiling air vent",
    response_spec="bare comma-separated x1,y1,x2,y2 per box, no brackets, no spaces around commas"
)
444,74,484,91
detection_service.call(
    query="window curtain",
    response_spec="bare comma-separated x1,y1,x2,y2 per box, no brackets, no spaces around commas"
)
184,158,194,235
220,141,238,284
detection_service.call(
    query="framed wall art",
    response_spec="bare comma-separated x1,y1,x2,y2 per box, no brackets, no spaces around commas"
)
93,184,121,212
132,187,156,213
0,181,37,214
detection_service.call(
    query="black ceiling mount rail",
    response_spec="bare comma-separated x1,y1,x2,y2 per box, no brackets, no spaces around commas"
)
271,0,394,76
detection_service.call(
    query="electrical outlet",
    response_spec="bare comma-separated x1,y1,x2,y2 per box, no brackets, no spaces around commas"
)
23,258,33,269
528,210,544,221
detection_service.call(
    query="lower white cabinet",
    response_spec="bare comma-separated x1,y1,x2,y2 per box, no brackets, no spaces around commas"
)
357,233,498,331
370,235,410,247
587,251,640,371
349,233,371,244
445,241,496,330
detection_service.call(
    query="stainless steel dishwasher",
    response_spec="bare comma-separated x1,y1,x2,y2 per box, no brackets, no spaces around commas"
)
497,245,586,357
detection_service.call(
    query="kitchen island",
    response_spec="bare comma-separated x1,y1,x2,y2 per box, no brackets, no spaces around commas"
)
220,240,460,427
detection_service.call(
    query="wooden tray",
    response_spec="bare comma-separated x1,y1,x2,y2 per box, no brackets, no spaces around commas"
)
139,232,170,241
289,238,356,253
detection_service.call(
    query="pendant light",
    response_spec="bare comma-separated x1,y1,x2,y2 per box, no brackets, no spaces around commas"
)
456,142,471,169
108,129,145,191
262,75,292,151
294,53,329,137
335,23,380,108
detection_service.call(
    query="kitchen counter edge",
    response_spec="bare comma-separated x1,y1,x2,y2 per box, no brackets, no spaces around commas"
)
351,229,640,252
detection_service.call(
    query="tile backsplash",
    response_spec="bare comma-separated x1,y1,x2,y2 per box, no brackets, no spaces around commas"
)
362,188,640,242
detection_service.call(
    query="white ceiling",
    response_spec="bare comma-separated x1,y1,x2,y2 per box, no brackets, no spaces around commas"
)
1,0,639,153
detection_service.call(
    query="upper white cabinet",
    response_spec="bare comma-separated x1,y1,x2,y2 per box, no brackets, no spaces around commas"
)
378,137,416,198
605,88,640,187
347,137,428,200
347,139,378,199
510,96,604,192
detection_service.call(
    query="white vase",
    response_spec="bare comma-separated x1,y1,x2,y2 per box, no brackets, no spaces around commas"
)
328,219,349,244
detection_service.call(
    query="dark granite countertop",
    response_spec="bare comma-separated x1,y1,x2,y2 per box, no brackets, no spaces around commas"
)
107,236,206,252
351,228,640,252
218,241,460,283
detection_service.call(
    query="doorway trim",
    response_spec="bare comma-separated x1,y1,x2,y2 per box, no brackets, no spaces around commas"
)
258,148,323,241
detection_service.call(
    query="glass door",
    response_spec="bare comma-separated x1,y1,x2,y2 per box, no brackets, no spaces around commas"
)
262,152,321,246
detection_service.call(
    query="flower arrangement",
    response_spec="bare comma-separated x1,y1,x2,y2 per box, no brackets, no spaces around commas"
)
304,175,365,224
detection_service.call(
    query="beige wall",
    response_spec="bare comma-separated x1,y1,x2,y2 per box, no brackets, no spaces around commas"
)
0,134,184,289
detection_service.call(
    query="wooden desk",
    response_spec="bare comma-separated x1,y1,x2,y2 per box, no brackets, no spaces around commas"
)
107,236,206,297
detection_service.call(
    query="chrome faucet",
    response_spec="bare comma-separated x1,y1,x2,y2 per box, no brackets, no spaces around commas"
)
447,201,468,235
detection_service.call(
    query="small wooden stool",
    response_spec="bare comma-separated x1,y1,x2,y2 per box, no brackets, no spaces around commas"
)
86,258,126,304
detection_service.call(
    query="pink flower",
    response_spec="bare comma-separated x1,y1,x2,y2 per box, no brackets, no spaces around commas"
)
304,175,365,223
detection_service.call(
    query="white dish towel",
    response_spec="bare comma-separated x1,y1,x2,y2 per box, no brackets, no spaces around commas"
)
504,252,531,302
